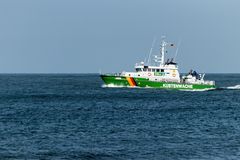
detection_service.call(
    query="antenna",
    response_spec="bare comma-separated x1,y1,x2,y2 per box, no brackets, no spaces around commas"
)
174,39,181,61
147,37,156,65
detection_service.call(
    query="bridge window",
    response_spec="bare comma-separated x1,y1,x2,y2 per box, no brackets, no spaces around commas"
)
161,69,164,72
136,68,141,72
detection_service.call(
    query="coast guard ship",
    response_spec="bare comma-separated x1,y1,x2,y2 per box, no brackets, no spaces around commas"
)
100,38,216,90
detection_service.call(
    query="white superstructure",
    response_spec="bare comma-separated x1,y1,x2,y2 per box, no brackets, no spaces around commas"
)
121,38,180,82
120,37,215,86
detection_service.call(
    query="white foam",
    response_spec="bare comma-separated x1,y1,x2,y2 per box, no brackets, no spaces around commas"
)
101,84,125,88
101,84,140,88
226,85,240,90
179,88,216,92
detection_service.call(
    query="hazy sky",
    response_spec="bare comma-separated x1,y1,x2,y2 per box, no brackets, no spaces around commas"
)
0,0,239,73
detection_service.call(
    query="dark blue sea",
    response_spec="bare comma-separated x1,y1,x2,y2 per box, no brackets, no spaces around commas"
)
0,74,240,160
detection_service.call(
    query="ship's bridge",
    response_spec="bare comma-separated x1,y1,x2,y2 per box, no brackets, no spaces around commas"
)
135,63,178,73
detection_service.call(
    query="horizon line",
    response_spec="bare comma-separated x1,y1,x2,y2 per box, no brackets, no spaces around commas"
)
0,72,239,74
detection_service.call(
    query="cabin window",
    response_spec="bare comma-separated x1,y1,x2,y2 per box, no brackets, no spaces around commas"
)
161,69,164,72
156,69,160,72
148,69,151,72
129,74,131,76
143,68,147,72
136,68,141,72
152,69,156,72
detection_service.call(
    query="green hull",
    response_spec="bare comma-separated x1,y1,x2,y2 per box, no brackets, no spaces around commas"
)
101,75,216,90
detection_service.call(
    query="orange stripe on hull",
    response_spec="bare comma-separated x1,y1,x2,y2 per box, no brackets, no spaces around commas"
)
126,77,136,87
130,78,137,86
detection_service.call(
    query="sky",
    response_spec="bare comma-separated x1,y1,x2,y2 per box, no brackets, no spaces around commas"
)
0,0,239,73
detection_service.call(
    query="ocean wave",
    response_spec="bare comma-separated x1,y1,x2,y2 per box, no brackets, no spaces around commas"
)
225,85,240,90
179,88,216,92
101,84,127,88
102,84,139,88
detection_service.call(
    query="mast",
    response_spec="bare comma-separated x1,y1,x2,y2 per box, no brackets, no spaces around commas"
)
152,37,175,67
160,39,167,66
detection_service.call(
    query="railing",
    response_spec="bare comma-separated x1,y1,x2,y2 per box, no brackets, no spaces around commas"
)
104,73,122,76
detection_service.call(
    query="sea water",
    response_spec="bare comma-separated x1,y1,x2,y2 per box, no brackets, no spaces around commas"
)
0,74,240,159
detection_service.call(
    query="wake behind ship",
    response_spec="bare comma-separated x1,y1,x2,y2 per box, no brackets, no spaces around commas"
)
101,38,216,90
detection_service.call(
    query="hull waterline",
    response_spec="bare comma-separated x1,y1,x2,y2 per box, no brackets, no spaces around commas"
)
101,75,216,90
